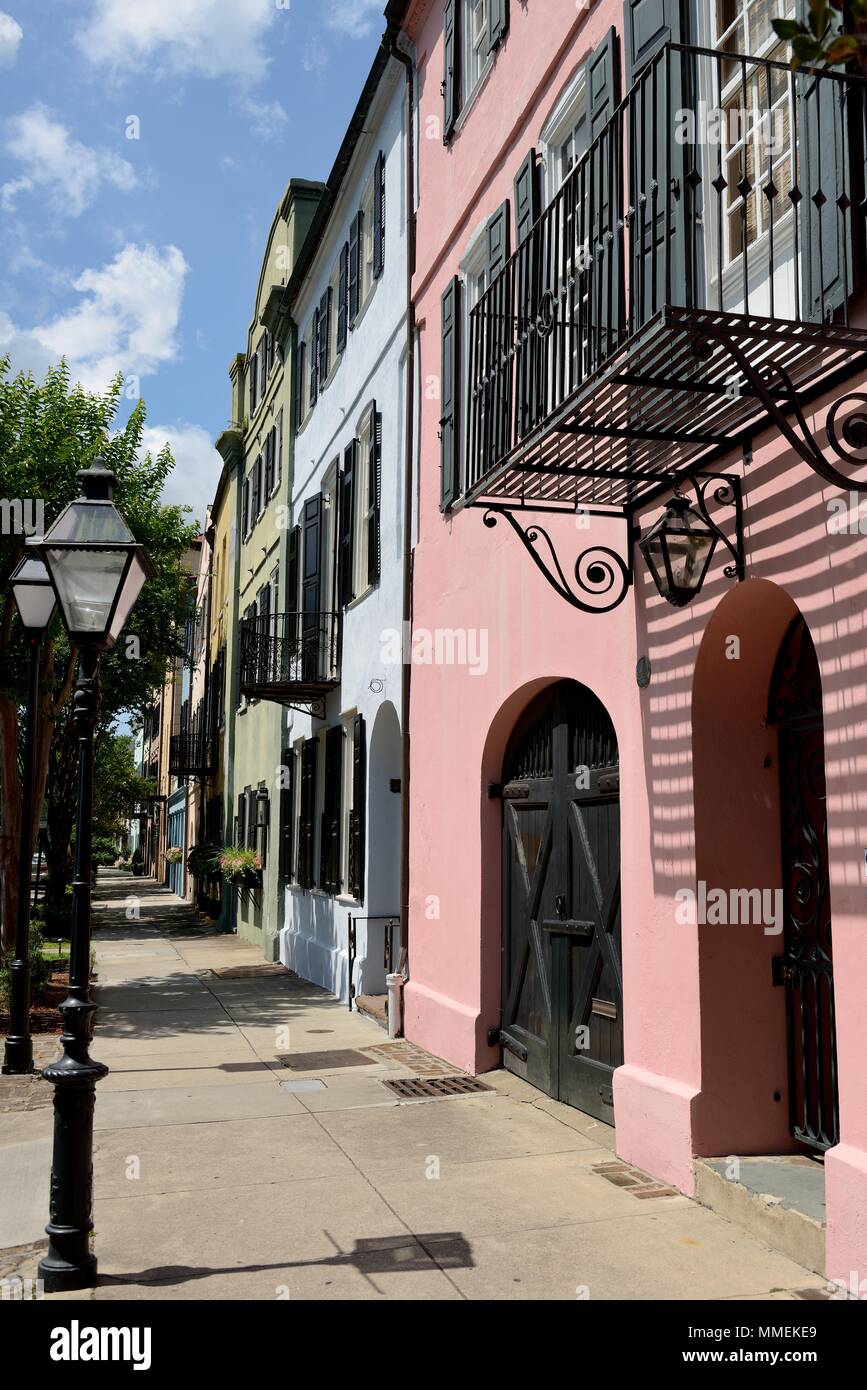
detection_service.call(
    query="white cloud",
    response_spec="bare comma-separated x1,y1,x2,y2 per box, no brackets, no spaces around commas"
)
324,1,383,39
0,243,188,392
77,0,281,82
139,423,219,515
2,105,137,217
237,96,288,141
303,36,329,74
0,11,22,67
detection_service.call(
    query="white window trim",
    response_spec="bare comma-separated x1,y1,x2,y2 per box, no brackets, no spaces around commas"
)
539,64,587,206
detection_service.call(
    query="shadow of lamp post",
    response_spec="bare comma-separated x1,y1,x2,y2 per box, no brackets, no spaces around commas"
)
2,556,56,1076
28,457,153,1293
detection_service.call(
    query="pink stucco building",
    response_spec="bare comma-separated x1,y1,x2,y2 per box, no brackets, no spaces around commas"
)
398,0,867,1283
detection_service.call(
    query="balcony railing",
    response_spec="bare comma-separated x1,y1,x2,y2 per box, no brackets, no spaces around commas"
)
465,43,867,512
169,731,214,777
239,611,341,704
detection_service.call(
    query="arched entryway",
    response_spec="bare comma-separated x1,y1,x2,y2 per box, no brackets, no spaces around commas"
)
499,680,621,1121
769,616,839,1152
692,580,838,1156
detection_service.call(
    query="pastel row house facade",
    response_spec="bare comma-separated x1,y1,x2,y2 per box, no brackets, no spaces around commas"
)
391,0,867,1286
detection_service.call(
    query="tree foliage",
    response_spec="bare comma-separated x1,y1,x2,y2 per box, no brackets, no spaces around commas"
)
773,2,867,71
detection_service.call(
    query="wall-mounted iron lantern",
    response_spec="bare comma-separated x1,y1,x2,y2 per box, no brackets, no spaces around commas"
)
638,476,745,608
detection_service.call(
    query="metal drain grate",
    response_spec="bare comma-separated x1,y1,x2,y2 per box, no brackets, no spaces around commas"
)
382,1075,492,1100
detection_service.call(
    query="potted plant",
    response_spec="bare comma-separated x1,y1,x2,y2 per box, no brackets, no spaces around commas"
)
131,847,144,878
187,843,221,879
219,846,262,890
165,846,183,866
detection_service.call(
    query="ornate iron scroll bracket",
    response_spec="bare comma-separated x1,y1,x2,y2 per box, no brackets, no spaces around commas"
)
719,339,867,492
284,698,325,720
680,471,746,583
482,506,634,613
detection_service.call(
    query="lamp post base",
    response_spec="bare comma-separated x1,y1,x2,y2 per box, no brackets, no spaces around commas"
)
38,1249,99,1294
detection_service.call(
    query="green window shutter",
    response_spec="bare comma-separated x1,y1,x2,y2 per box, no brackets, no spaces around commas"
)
349,212,362,325
279,748,295,884
236,794,246,848
299,739,318,889
337,242,349,353
294,338,305,429
245,788,257,851
309,310,319,405
514,147,540,245
440,275,461,509
367,407,382,587
319,725,344,894
374,151,386,279
799,17,854,322
349,714,366,902
487,0,509,53
338,443,356,608
486,202,511,463
486,199,511,277
443,0,459,142
318,287,331,385
301,495,323,674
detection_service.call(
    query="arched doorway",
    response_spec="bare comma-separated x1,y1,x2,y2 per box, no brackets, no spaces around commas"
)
769,616,839,1152
499,680,621,1120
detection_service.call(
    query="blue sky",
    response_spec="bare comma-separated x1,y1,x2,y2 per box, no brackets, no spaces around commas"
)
0,0,386,524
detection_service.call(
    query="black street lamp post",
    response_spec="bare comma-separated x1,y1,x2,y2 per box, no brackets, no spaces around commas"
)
2,556,56,1076
29,458,152,1292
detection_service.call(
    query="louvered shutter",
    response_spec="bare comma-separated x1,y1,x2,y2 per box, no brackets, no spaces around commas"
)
294,338,305,429
250,348,258,414
514,149,541,439
237,794,246,847
288,523,300,651
444,0,459,143
318,288,331,384
486,202,512,463
624,1,685,329
368,408,382,586
301,495,323,681
245,788,257,851
349,212,362,325
310,310,319,405
264,429,274,499
280,748,295,884
320,725,343,893
587,28,622,363
349,714,366,902
440,275,461,509
242,477,250,539
374,151,386,279
299,739,318,889
338,443,356,608
487,0,509,53
275,408,283,488
337,242,349,353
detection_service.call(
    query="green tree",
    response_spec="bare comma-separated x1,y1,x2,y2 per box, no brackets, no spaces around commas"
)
0,358,199,945
773,2,867,71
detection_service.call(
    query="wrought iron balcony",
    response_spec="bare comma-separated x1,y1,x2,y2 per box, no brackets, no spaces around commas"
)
465,42,867,526
168,731,214,777
239,611,340,708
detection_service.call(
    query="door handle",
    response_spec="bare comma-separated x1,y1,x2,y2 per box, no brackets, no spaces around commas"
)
555,894,567,921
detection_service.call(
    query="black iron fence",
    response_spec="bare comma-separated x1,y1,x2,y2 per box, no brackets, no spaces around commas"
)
239,610,341,694
466,41,867,495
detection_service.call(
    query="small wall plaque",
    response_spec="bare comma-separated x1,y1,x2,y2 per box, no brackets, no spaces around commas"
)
636,656,651,688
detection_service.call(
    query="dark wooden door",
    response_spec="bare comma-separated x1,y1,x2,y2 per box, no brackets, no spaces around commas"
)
501,683,622,1121
770,617,839,1151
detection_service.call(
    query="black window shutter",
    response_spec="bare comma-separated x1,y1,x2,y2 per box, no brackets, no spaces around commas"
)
443,0,459,142
337,242,349,353
319,725,343,893
301,495,323,677
487,0,509,53
349,212,362,325
280,749,295,884
264,429,274,499
257,788,269,868
514,148,540,245
309,311,319,405
486,204,511,463
440,275,461,509
246,788,257,851
349,714,366,902
367,407,382,586
294,338,305,429
338,443,356,608
318,287,331,384
250,348,258,414
242,477,250,538
374,151,385,279
799,15,854,321
237,794,246,848
275,408,283,488
298,739,318,889
288,524,300,613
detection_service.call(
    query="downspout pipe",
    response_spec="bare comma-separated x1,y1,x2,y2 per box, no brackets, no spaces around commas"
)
385,26,416,975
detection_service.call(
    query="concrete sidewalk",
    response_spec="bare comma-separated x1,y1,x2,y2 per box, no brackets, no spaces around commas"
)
1,871,828,1300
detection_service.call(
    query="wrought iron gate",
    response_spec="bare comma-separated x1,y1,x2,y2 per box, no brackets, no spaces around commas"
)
769,617,839,1151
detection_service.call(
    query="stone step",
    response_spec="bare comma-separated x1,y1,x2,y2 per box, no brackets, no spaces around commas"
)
355,994,388,1029
693,1154,826,1277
